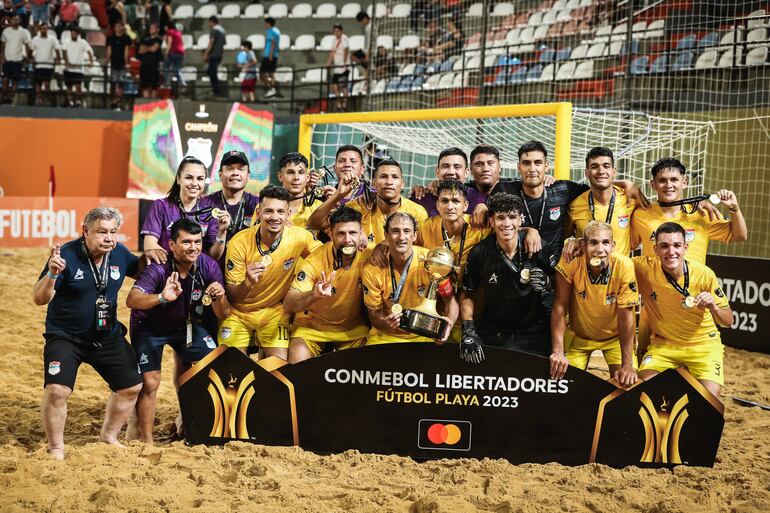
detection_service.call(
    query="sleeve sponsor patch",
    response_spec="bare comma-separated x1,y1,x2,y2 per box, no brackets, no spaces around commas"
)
297,271,306,282
227,259,235,271
714,287,725,298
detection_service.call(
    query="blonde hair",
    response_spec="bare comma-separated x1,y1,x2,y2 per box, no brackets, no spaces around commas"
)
582,220,613,241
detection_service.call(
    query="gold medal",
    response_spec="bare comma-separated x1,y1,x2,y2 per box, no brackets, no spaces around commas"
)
708,193,721,205
261,254,273,266
590,257,602,267
520,268,531,283
341,246,356,256
683,296,696,309
211,208,224,218
391,303,403,315
201,293,212,306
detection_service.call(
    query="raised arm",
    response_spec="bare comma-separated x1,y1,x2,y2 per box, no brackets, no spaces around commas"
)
33,244,65,305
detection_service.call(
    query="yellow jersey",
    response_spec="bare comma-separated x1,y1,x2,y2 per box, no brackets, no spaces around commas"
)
225,225,321,312
630,203,731,264
418,214,489,284
569,186,636,256
632,256,729,346
362,246,433,343
555,253,639,342
290,242,370,333
347,196,428,244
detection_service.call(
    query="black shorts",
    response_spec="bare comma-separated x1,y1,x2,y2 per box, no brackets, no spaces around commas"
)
43,334,143,392
63,71,83,87
2,61,23,81
260,57,277,73
331,70,349,85
131,322,217,373
479,321,551,357
34,67,54,82
139,66,160,89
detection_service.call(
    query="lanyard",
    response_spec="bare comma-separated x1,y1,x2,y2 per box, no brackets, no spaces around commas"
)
389,252,414,304
588,262,611,285
588,189,616,224
255,228,282,256
220,191,245,235
333,246,355,270
176,198,213,224
520,188,548,230
171,257,199,323
663,260,690,298
496,239,523,275
441,221,468,267
81,238,110,296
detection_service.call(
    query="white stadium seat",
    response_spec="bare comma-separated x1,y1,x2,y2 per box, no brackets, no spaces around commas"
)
538,63,555,81
301,68,327,83
491,2,514,16
220,4,240,19
275,67,293,83
390,3,411,18
366,2,387,18
315,3,336,18
556,61,576,80
573,60,594,79
292,34,315,51
747,9,767,29
247,34,265,50
528,11,543,26
174,5,193,19
194,34,209,50
438,72,455,89
78,15,99,31
399,63,416,76
717,47,742,67
423,73,442,90
224,34,241,50
466,2,482,17
290,3,312,18
74,1,91,15
396,34,419,51
745,45,768,66
349,35,365,51
376,35,393,50
533,25,549,40
644,19,665,39
195,4,217,19
339,2,361,18
316,35,335,51
587,42,607,58
181,34,193,49
570,45,588,59
695,50,718,69
279,34,291,50
180,66,197,83
242,4,264,18
268,3,288,18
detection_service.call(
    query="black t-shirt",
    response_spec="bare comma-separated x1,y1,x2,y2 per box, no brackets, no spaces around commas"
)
137,36,163,67
40,238,139,344
462,233,551,333
490,180,588,267
106,34,131,68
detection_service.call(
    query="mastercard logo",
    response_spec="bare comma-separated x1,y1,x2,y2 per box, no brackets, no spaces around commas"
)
418,419,472,451
427,423,462,445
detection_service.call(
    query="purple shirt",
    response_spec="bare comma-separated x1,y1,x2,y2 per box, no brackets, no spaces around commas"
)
130,253,224,334
410,187,489,218
140,198,219,251
202,191,259,243
339,181,373,206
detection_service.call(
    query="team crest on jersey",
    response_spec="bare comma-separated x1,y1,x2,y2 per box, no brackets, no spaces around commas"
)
200,225,208,236
649,292,657,302
549,206,561,221
204,336,217,349
48,361,61,376
227,259,235,271
605,294,617,305
578,290,586,299
297,271,306,282
110,265,120,280
367,233,375,242
617,215,629,229
283,258,295,270
629,281,637,292
192,289,203,301
243,216,253,227
685,228,695,242
648,231,656,241
220,327,232,339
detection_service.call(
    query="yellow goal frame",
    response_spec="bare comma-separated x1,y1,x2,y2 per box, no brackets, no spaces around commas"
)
298,102,572,180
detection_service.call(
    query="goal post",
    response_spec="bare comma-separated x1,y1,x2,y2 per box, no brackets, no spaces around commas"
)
298,102,573,182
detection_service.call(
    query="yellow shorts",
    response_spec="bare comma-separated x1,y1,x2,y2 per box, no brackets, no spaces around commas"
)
366,329,433,345
218,305,290,349
566,331,638,371
291,325,369,356
638,340,724,385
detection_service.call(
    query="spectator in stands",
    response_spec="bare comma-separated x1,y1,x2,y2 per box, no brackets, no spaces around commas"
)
352,11,370,82
30,22,60,105
325,23,350,111
371,45,395,81
158,0,171,35
202,15,225,97
54,0,78,38
105,20,131,108
0,0,15,35
411,0,440,33
61,26,94,106
137,21,162,97
260,16,279,98
0,13,30,104
29,0,49,28
144,0,159,30
106,0,126,32
163,21,184,88
238,40,257,102
434,18,463,60
10,0,28,28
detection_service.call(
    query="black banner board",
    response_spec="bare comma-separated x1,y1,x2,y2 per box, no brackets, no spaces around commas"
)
707,254,770,354
178,345,724,468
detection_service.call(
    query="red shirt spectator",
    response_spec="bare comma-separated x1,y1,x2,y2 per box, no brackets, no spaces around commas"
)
165,25,184,55
59,0,78,23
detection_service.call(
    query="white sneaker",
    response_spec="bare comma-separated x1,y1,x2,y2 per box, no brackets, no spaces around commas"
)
264,88,277,98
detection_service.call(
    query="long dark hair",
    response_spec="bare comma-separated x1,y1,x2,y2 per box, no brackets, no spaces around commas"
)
167,156,207,202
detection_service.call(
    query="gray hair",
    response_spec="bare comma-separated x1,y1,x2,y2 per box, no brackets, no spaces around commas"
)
83,207,123,229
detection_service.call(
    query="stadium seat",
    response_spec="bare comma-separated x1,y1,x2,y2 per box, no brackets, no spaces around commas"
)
566,0,580,8
533,25,549,40
224,34,241,50
180,66,197,83
609,41,623,56
423,73,441,90
745,45,768,66
465,55,481,69
611,23,628,41
174,5,193,19
279,34,291,50
508,66,528,83
466,3,483,17
376,35,394,50
390,3,411,18
644,19,665,39
525,64,543,81
671,51,694,71
410,75,425,91
385,77,401,92
555,47,571,60
452,58,465,71
539,48,556,62
220,4,240,18
181,34,193,49
579,0,591,6
248,34,265,50
695,50,718,69
573,60,594,79
60,31,72,44
593,25,612,42
719,29,743,46
505,28,520,45
274,67,293,83
194,34,209,51
650,54,668,73
439,57,457,72
397,76,413,92
557,8,573,22
396,35,419,51
586,42,606,58
632,21,647,34
316,35,335,51
315,3,336,18
539,63,555,81
217,66,228,82
718,48,742,67
399,63,416,76
301,68,326,83
675,34,697,51
87,31,106,47
747,28,767,47
519,26,535,45
349,35,365,51
366,3,387,18
195,4,217,19
528,12,543,26
339,2,361,18
74,1,91,15
570,44,588,59
290,3,312,18
351,80,367,95
292,34,315,51
268,4,288,18
630,55,649,74
556,61,575,80
78,15,99,31
438,72,456,89
492,2,514,17
372,78,386,94
242,4,265,18
746,9,767,29
542,9,558,25
698,32,719,49
452,73,465,88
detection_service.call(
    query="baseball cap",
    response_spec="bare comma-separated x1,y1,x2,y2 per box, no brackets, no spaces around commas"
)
220,150,249,167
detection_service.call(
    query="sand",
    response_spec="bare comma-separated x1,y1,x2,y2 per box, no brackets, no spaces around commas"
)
1,247,768,513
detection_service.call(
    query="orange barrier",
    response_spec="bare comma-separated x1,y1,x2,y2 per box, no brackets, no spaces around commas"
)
0,197,139,250
0,117,130,197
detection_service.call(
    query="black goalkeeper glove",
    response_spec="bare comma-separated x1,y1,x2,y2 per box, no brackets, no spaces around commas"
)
460,320,485,364
529,267,551,294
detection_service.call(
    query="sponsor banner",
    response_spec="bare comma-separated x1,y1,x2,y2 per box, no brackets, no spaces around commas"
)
0,197,139,250
179,344,724,467
707,254,770,354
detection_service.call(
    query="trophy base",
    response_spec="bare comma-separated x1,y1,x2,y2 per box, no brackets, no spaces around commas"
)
399,309,448,339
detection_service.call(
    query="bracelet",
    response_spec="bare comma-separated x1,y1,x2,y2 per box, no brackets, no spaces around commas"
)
729,207,739,213
46,271,59,280
215,238,226,245
158,294,169,304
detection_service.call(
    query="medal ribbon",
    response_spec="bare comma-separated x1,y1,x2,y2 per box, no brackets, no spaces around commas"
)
588,189,616,224
255,228,283,256
171,257,200,324
496,238,524,275
441,221,468,268
389,252,414,304
520,188,548,230
663,260,691,299
221,191,245,235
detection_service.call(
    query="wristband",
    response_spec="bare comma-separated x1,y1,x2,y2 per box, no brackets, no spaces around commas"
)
46,271,59,280
215,238,226,245
437,277,454,298
158,294,169,304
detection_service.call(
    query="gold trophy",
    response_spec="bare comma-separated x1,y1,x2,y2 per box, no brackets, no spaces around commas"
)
399,247,458,338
